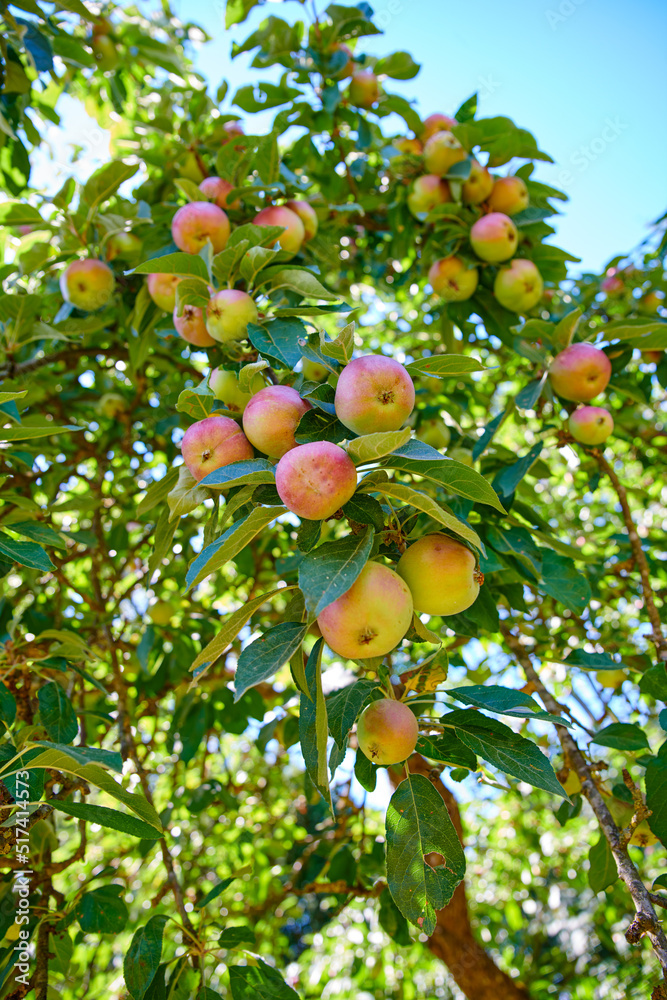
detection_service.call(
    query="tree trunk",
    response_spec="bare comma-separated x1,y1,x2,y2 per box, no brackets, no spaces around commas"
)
392,756,531,1000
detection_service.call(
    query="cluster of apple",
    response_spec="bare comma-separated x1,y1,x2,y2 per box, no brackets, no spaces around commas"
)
548,342,614,445
395,112,544,315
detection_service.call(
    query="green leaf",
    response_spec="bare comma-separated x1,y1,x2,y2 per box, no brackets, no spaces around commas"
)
416,732,477,771
443,709,568,797
186,505,287,590
0,533,53,571
137,468,180,517
446,685,572,727
347,428,411,464
0,203,45,227
404,355,487,378
31,742,122,772
647,757,667,845
264,267,339,301
9,521,66,549
588,835,617,893
124,915,168,1000
247,318,305,369
386,773,466,934
38,682,78,743
82,161,138,211
363,480,482,552
384,456,506,513
52,800,162,839
167,465,208,520
342,493,385,530
638,665,667,701
240,245,282,284
235,622,308,701
229,958,300,1000
200,458,276,490
218,925,256,949
298,525,373,618
0,423,79,443
327,679,379,749
299,638,332,809
0,683,16,726
561,649,627,671
74,885,129,934
196,867,251,909
552,308,582,349
591,723,650,753
540,550,591,613
373,50,420,80
133,253,209,280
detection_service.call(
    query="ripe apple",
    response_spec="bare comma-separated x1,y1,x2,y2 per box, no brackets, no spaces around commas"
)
147,273,182,312
206,289,258,343
60,259,115,311
302,358,329,382
173,305,217,347
568,406,614,445
421,113,457,140
317,561,413,660
423,131,466,176
642,350,664,364
494,259,544,312
397,533,481,616
242,385,312,458
254,205,305,257
357,698,419,765
105,231,142,262
91,34,118,72
209,367,266,413
181,416,254,482
285,200,318,241
275,441,358,520
407,175,451,216
487,176,529,216
220,120,244,144
428,256,478,302
394,137,422,155
335,355,415,435
171,201,230,254
470,212,519,263
348,70,379,108
416,419,450,450
199,176,240,211
549,344,612,402
462,159,494,205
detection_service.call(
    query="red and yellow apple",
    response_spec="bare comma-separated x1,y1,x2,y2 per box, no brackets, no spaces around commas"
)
349,70,379,108
423,131,466,176
462,159,494,205
549,344,612,402
428,257,478,302
568,406,614,445
60,259,115,312
209,367,266,413
199,176,240,211
407,175,451,216
285,200,318,241
242,384,312,458
397,533,481,616
173,304,216,347
487,176,529,216
171,201,230,254
147,273,182,312
275,441,357,520
470,212,519,263
181,416,254,482
357,698,419,765
205,289,258,343
421,113,457,140
105,231,142,262
494,259,544,312
334,355,415,435
254,205,306,257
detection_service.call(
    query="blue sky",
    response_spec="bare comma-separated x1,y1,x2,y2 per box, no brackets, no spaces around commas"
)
172,0,667,275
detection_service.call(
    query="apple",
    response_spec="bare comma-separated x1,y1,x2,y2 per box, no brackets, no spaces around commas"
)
149,600,176,626
596,669,626,690
220,120,244,144
206,289,258,343
147,273,182,312
181,416,254,482
328,42,355,78
91,35,119,72
171,202,230,254
461,159,494,205
407,175,451,217
357,698,419,765
421,113,457,140
397,533,481,616
601,271,624,296
549,344,612,402
106,231,142,262
639,290,665,315
317,561,413,660
416,419,450,450
285,200,318,241
348,70,379,108
98,393,128,419
302,358,330,382
60,259,115,311
394,137,422,155
423,131,466,177
199,176,240,211
209,367,266,413
494,259,544,312
254,205,305,257
487,176,529,216
428,256,478,302
335,355,415,435
242,385,312,458
173,304,217,347
568,406,614,445
275,441,358,520
470,212,518,263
